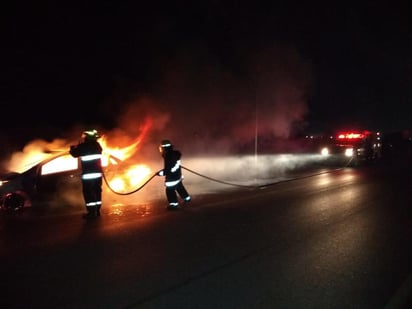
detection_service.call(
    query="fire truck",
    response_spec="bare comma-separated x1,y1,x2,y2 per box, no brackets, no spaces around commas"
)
320,130,382,165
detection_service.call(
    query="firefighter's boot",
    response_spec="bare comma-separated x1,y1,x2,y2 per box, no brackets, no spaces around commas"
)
167,202,179,210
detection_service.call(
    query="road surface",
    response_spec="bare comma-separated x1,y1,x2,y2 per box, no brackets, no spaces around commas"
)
1,160,412,308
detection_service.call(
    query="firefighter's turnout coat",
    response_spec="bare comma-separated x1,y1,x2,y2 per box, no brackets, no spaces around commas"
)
158,148,190,207
70,139,103,208
160,149,183,187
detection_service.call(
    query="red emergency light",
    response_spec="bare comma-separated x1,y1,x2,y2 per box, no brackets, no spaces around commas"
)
337,131,371,140
338,133,363,139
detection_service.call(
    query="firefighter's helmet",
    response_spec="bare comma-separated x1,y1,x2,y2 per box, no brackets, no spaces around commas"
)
83,129,100,140
159,139,173,154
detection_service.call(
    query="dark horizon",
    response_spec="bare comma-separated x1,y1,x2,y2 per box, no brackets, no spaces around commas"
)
2,1,412,152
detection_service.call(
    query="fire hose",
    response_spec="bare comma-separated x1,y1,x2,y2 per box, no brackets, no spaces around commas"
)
102,164,349,196
181,166,258,189
102,165,261,196
182,164,349,189
102,169,162,195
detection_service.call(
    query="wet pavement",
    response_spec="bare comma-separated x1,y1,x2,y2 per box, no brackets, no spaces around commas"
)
1,161,412,308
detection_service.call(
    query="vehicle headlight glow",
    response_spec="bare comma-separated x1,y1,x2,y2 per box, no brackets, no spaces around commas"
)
345,148,354,157
321,147,329,156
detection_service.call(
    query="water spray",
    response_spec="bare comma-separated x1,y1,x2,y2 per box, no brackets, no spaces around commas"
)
102,162,352,197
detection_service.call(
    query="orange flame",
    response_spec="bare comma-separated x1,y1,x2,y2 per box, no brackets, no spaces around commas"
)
99,119,153,193
100,118,152,166
107,164,152,192
6,118,154,196
100,136,139,166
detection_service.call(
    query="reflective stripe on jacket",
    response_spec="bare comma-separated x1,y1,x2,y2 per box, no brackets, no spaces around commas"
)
163,149,182,182
165,178,181,187
70,140,103,176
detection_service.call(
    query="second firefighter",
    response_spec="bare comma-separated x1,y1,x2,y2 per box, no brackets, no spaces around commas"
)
157,139,191,210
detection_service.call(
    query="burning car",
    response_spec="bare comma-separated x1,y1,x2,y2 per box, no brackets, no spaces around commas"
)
319,130,382,165
0,147,153,211
0,122,155,211
0,152,82,210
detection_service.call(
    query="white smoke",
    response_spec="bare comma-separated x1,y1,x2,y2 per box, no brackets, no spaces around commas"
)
0,42,319,211
106,44,313,156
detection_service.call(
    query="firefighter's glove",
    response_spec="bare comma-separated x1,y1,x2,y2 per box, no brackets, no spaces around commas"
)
157,170,164,176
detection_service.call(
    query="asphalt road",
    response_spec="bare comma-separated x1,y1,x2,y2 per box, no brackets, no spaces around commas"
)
1,160,412,308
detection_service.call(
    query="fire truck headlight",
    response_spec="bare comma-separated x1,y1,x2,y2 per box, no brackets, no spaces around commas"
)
345,148,354,157
321,147,329,156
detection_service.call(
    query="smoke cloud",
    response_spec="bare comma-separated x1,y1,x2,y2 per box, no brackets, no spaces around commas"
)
105,44,313,156
0,43,318,211
1,43,313,168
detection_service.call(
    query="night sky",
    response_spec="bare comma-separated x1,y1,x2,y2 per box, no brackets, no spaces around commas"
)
2,1,412,153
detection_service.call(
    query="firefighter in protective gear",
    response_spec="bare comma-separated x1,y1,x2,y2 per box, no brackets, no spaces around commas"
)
157,139,191,210
69,129,103,219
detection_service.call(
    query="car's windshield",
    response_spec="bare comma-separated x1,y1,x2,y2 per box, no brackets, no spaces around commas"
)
40,154,78,175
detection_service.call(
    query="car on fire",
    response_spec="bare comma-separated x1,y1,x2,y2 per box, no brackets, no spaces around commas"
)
0,152,83,210
319,130,382,165
0,151,126,211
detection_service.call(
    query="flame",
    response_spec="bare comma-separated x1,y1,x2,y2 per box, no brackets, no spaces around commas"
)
100,118,151,166
107,164,152,192
100,136,139,166
99,119,153,192
7,139,70,173
5,118,154,197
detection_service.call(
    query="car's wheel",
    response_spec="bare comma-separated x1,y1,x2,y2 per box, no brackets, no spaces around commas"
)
3,192,26,211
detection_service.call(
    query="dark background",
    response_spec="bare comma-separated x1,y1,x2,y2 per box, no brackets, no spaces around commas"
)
2,1,412,151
